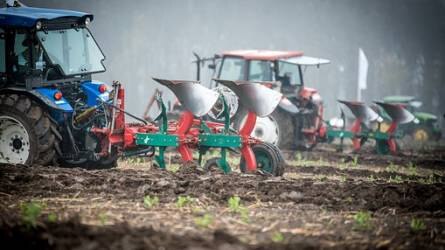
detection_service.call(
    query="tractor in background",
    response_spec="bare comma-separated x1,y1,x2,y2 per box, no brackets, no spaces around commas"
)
192,50,330,150
381,96,441,142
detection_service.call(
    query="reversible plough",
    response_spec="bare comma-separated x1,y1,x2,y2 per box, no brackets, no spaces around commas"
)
90,78,285,176
327,100,415,154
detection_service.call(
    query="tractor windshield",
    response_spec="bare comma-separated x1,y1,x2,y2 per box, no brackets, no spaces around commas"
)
218,57,273,81
219,57,246,81
37,28,105,76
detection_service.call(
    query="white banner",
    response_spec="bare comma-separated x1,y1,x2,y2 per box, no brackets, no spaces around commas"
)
358,48,368,101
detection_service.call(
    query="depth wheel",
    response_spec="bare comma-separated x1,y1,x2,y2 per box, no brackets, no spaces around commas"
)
240,142,285,176
0,94,60,165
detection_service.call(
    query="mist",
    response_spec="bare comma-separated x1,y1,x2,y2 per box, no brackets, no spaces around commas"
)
26,0,445,125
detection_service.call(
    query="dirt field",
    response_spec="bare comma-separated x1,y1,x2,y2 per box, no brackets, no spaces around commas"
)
1,144,444,250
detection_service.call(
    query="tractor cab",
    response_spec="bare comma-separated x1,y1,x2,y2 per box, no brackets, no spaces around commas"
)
191,50,331,149
0,3,105,90
215,50,330,97
0,2,114,166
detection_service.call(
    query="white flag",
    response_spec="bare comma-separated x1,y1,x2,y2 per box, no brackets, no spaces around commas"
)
357,48,368,101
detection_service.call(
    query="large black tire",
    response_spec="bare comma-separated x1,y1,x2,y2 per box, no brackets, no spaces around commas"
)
268,108,295,149
240,142,285,176
0,94,60,166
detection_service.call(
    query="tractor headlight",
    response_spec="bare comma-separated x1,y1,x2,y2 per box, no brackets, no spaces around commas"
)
36,21,42,30
84,17,91,26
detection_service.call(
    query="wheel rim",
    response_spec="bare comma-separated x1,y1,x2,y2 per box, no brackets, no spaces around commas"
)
414,129,429,142
255,149,273,174
242,116,280,145
0,116,31,164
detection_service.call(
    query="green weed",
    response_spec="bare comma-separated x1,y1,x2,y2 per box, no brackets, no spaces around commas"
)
352,155,359,167
98,212,108,225
167,164,180,173
143,195,159,209
194,214,213,228
47,212,58,223
21,201,43,228
176,196,194,208
228,196,249,222
295,152,303,162
389,175,403,183
386,162,398,173
353,211,372,230
410,218,426,232
407,162,417,176
271,231,285,243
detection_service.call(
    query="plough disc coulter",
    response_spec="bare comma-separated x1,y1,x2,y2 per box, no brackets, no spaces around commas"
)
92,78,285,176
327,100,415,154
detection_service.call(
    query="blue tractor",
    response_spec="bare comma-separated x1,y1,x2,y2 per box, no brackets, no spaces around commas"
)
0,1,116,167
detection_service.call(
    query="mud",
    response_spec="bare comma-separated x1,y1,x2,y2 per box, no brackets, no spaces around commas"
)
0,145,444,249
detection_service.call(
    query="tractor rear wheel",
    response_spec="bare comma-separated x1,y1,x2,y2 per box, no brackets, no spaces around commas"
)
269,108,295,149
234,107,295,149
240,142,285,176
0,94,60,166
412,126,432,142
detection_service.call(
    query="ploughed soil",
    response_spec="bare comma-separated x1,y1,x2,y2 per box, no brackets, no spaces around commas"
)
1,144,445,249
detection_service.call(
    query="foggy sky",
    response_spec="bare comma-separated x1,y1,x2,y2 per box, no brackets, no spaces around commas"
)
25,0,445,124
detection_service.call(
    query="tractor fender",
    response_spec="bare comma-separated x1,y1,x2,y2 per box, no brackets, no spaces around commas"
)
81,81,110,106
278,97,299,114
0,87,73,112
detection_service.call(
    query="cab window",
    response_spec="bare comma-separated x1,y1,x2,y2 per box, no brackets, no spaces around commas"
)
248,60,272,81
219,57,246,80
277,60,301,85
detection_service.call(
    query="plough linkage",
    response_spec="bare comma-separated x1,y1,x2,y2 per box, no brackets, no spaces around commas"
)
327,100,415,154
91,78,285,176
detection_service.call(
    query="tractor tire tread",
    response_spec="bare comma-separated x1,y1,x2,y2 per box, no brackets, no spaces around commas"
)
0,94,59,166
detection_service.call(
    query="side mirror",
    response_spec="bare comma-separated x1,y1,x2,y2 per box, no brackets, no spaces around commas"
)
208,64,216,70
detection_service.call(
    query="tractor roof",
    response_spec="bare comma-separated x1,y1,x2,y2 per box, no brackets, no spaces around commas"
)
222,50,304,61
0,6,92,28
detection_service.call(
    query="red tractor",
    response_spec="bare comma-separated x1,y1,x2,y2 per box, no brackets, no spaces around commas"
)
195,50,330,150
